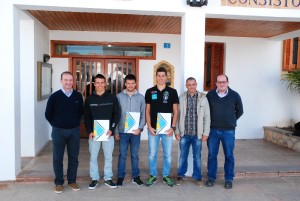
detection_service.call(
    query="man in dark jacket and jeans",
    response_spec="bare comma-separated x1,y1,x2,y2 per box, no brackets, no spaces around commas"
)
84,74,120,190
45,71,83,193
205,74,243,189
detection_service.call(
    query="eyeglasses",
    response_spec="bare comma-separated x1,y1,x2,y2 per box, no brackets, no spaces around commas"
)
216,81,227,84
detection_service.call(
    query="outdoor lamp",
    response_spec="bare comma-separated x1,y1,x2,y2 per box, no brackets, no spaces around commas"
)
43,54,50,63
186,0,208,7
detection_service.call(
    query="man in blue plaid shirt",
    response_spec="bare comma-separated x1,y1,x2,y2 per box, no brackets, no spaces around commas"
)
175,77,210,186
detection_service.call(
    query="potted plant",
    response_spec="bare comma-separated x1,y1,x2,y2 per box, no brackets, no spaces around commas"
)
281,70,300,136
281,70,300,94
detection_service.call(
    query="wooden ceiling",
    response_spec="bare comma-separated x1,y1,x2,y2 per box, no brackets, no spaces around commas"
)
27,10,300,38
206,18,300,38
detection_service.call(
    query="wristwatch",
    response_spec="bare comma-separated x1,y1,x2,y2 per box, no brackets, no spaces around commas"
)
171,126,176,130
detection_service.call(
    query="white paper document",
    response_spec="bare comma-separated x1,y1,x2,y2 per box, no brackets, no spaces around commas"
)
124,112,140,133
156,113,171,134
93,120,110,141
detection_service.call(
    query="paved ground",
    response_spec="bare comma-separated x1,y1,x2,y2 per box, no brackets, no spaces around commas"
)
1,139,300,201
17,139,300,182
1,177,300,201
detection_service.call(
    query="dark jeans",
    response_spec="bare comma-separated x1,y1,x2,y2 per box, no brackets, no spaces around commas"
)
51,126,80,185
117,133,141,178
177,135,202,180
207,129,235,182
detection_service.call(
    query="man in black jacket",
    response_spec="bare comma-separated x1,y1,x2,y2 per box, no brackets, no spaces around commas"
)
205,74,243,189
45,71,83,193
84,74,120,190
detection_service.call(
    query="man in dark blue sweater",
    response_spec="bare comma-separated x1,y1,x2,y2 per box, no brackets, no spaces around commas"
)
45,71,83,193
205,74,243,190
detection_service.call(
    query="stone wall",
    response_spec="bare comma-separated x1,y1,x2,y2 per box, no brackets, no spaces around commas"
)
264,126,300,152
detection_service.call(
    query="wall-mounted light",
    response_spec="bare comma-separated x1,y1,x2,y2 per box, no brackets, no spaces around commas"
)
43,54,50,63
186,0,208,7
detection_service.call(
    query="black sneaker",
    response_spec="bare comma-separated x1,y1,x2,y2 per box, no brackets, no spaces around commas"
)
195,179,203,187
205,179,215,187
224,181,232,189
117,178,124,187
176,176,183,186
88,180,98,190
132,176,144,185
105,180,117,189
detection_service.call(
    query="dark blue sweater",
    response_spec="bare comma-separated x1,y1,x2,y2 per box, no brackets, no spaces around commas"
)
45,90,84,129
206,87,243,130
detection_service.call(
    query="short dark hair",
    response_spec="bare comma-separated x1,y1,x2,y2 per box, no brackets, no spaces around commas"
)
60,71,73,80
124,74,136,82
186,77,196,83
216,74,229,82
94,74,106,82
156,67,167,76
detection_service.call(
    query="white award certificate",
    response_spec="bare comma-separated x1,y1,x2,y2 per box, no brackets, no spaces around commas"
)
93,120,110,141
156,113,171,134
124,112,140,133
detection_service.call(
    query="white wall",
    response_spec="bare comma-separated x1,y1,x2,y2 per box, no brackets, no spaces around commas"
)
20,13,35,156
0,2,21,181
33,15,51,154
20,11,50,157
50,31,181,140
206,36,292,139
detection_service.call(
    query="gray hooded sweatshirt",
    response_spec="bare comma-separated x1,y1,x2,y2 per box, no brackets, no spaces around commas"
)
115,89,146,134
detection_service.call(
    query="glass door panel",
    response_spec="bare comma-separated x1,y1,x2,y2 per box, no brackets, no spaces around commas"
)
72,58,105,138
106,59,135,95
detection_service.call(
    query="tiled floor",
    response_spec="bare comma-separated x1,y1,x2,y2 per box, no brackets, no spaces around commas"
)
17,139,300,183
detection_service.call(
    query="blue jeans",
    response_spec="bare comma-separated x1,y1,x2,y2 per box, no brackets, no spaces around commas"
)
117,133,141,178
51,126,80,185
207,129,235,182
177,135,202,180
148,130,173,177
89,136,114,181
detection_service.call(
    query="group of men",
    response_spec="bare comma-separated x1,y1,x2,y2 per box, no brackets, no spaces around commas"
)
45,67,243,194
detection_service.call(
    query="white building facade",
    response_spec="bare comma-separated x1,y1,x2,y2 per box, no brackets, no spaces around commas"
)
1,0,300,181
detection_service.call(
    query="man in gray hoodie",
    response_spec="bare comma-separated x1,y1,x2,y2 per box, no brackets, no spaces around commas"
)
114,74,146,187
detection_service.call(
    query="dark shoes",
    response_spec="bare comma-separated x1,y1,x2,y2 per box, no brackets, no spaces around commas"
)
117,177,143,186
132,176,144,185
117,178,124,187
105,180,117,188
205,179,215,187
224,181,233,189
176,176,183,186
195,179,203,187
205,179,232,189
88,180,98,190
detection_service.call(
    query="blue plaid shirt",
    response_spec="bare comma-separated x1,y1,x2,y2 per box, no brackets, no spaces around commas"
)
184,92,198,135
